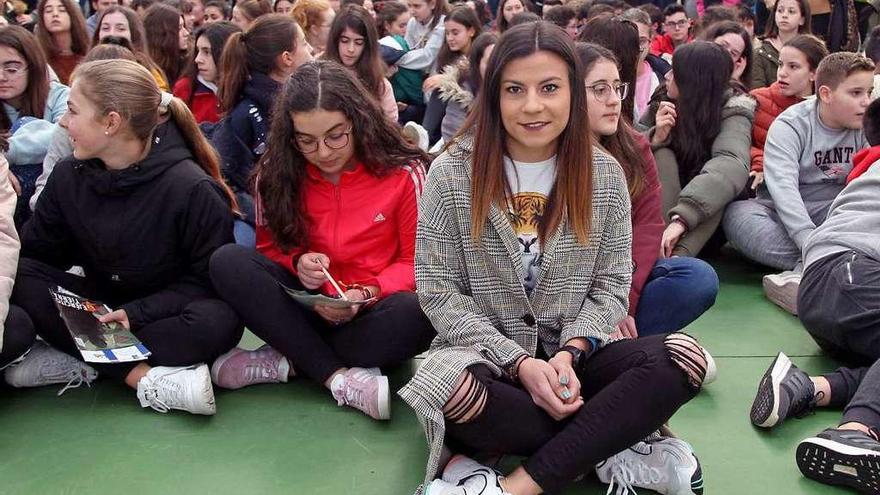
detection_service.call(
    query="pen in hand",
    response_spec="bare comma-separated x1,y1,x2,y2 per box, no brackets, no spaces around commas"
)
315,259,349,301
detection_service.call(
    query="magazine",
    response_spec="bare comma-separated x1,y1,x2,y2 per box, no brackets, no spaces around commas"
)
49,287,151,363
279,283,376,310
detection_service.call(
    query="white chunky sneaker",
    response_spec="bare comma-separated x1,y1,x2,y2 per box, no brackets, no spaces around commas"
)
136,364,216,415
423,455,510,495
596,438,704,495
4,341,97,395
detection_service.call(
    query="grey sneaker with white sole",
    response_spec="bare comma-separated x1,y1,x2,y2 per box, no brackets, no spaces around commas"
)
797,428,880,494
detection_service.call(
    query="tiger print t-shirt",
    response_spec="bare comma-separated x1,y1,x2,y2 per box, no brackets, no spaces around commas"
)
503,155,557,294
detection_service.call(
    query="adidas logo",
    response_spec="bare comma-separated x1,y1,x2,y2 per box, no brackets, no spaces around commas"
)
373,213,386,223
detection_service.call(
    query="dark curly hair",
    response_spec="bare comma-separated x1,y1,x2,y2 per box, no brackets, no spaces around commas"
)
256,60,428,251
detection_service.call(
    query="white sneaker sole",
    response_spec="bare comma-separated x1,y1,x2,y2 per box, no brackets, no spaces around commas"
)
703,350,718,385
376,375,390,420
188,365,217,416
763,274,799,315
751,352,791,428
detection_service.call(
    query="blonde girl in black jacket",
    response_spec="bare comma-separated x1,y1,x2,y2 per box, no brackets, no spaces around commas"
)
3,60,242,416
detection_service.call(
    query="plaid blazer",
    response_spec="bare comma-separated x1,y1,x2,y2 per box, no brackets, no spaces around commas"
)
398,136,633,490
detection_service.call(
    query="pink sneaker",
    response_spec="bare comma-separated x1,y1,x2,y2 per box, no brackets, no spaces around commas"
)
210,345,290,390
330,367,390,420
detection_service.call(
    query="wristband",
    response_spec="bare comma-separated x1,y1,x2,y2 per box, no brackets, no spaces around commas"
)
507,355,528,382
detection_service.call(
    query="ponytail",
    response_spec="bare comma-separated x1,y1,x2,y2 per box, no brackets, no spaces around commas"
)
217,14,301,113
166,97,238,210
72,60,238,211
217,31,249,112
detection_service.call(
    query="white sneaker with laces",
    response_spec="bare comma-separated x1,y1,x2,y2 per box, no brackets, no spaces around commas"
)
4,341,97,395
136,364,216,415
596,438,704,495
428,455,510,494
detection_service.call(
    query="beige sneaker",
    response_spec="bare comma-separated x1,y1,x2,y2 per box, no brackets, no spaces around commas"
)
763,270,801,315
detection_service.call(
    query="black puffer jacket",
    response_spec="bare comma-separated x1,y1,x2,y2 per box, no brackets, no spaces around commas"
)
22,121,235,330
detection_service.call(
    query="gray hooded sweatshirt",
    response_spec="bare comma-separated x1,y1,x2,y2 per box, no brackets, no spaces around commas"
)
804,154,880,268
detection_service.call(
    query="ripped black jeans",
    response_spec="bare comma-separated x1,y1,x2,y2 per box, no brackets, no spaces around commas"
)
445,334,703,494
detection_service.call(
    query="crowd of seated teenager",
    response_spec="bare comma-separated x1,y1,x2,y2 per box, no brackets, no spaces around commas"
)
0,0,875,492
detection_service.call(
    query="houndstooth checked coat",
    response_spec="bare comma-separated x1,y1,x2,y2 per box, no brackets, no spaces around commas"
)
398,135,634,490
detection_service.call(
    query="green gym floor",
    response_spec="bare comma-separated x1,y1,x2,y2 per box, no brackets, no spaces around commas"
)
0,256,854,495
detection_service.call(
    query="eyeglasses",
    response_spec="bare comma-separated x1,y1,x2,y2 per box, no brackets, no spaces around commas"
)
0,64,27,78
663,19,689,29
639,36,651,50
585,81,629,102
293,127,352,153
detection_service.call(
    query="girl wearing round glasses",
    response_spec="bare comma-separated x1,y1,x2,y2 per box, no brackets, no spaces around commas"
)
578,42,718,339
578,15,640,124
640,41,755,258
0,26,69,226
209,60,435,421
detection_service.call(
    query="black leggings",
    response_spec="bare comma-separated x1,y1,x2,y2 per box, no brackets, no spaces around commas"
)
0,305,35,368
9,257,243,380
446,335,700,494
208,244,436,384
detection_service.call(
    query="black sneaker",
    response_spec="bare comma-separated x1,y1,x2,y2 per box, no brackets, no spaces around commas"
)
797,428,880,494
750,352,818,428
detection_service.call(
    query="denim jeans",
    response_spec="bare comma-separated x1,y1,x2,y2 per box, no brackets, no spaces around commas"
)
233,220,256,248
635,257,720,336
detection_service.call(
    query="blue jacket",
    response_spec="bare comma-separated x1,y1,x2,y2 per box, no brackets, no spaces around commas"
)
6,81,69,166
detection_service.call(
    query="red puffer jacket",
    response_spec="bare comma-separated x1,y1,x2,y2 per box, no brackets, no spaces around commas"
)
172,77,221,124
255,161,426,298
749,82,803,173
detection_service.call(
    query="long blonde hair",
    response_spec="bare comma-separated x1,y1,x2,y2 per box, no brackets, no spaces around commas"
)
71,60,237,209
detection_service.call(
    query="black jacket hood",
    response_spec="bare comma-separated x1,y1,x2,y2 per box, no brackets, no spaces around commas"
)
242,71,281,114
75,121,193,196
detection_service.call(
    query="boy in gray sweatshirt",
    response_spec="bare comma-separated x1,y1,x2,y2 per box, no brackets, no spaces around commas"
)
723,52,874,315
747,98,880,495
